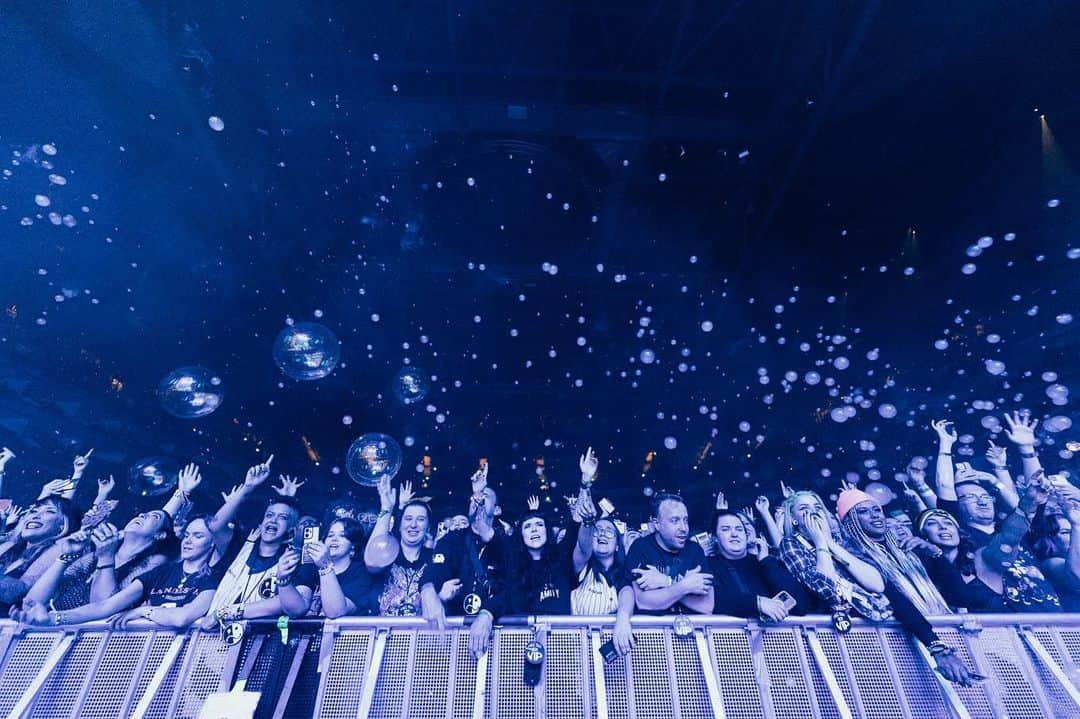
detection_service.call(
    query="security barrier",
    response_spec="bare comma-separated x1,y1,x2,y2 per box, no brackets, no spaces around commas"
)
1,614,1079,718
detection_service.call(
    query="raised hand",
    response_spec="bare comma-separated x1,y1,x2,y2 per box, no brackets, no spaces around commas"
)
38,478,76,501
95,475,116,502
577,491,598,524
715,492,728,511
0,447,15,472
470,463,489,495
243,454,275,489
220,484,244,504
376,474,396,513
397,480,415,509
907,464,929,488
779,480,794,499
58,530,91,555
985,441,1008,469
1003,411,1038,447
840,477,857,491
72,449,93,478
1023,470,1051,508
306,541,330,570
178,463,203,496
526,495,540,511
754,495,770,515
273,474,306,498
930,419,957,449
737,507,755,527
579,446,599,485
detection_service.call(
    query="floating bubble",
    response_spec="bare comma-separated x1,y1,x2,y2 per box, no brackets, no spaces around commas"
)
985,360,1006,376
156,366,224,418
961,263,977,275
1045,416,1073,433
980,415,1001,430
1057,314,1074,325
1047,198,1061,208
392,366,430,405
342,415,353,425
639,349,656,364
878,403,897,419
1043,372,1059,382
129,457,179,497
977,236,994,249
346,433,403,486
934,339,949,350
34,194,50,207
663,436,677,450
1068,248,1080,260
208,116,225,131
700,320,714,332
829,407,848,423
805,371,821,385
272,322,341,380
833,356,850,370
739,421,751,432
986,334,1001,344
1046,384,1070,401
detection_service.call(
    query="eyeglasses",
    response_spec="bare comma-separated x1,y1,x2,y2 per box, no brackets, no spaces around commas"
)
958,495,994,505
594,528,616,539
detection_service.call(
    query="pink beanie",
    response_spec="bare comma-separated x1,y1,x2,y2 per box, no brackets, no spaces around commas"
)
836,489,876,521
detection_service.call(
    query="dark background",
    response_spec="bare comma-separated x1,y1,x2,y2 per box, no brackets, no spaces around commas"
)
0,0,1077,529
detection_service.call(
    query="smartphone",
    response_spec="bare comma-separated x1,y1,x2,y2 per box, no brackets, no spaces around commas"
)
639,523,650,533
692,531,718,556
301,526,320,564
599,639,620,664
774,590,797,611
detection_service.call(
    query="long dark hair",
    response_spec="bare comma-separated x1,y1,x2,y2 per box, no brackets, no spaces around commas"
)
589,517,626,584
509,512,563,612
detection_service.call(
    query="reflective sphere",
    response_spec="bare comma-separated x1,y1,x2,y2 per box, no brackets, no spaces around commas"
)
392,367,430,405
129,457,179,497
273,322,341,380
157,366,224,418
864,481,896,505
346,433,403,486
366,533,401,565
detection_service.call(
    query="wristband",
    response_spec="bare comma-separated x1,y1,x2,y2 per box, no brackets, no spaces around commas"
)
927,640,952,655
96,564,115,570
277,574,293,586
938,452,952,457
58,552,81,565
377,509,392,519
1020,450,1036,458
815,547,831,554
50,610,64,626
319,564,335,576
477,609,494,621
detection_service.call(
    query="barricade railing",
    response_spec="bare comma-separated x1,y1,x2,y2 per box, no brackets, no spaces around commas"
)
1,614,1079,718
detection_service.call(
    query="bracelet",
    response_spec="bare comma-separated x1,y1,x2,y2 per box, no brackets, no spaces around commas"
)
277,574,293,586
938,452,952,457
319,565,336,576
57,552,81,565
50,610,64,626
815,547,831,554
927,640,952,655
96,564,115,570
1020,450,1036,458
377,510,392,519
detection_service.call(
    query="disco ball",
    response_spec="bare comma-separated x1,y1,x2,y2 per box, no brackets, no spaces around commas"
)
346,433,403,487
156,366,224,418
272,322,341,381
392,367,430,405
129,457,179,497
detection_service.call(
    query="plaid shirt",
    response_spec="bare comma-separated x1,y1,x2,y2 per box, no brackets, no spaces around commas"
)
779,533,891,621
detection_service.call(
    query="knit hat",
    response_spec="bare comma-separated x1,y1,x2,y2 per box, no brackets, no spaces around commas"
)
836,489,876,521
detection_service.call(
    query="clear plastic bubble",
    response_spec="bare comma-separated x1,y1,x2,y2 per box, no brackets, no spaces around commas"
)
739,421,751,432
980,415,1001,430
663,436,677,449
273,322,341,380
961,263,977,275
1043,372,1059,382
639,349,656,364
829,407,848,423
934,339,949,350
129,457,179,497
1046,384,1070,401
700,320,714,332
208,116,225,131
156,366,224,418
346,433,403,486
805,371,821,385
833,356,850,370
392,366,430,405
1057,314,1074,325
986,334,1001,344
878,403,897,419
1045,416,1073,433
985,360,1006,376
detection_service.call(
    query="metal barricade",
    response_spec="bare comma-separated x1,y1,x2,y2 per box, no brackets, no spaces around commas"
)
1,614,1079,718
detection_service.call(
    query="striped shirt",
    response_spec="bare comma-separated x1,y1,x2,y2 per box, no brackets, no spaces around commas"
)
570,562,619,616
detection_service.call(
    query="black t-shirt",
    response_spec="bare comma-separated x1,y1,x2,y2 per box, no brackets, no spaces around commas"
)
139,561,222,607
510,540,575,615
374,546,433,617
709,554,808,618
293,561,379,616
421,528,510,618
622,534,708,615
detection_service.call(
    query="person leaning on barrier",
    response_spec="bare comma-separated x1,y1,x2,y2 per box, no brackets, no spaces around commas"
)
12,514,220,630
420,463,511,659
707,510,805,621
779,490,976,685
194,459,302,631
276,517,376,618
623,493,713,615
366,476,436,617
